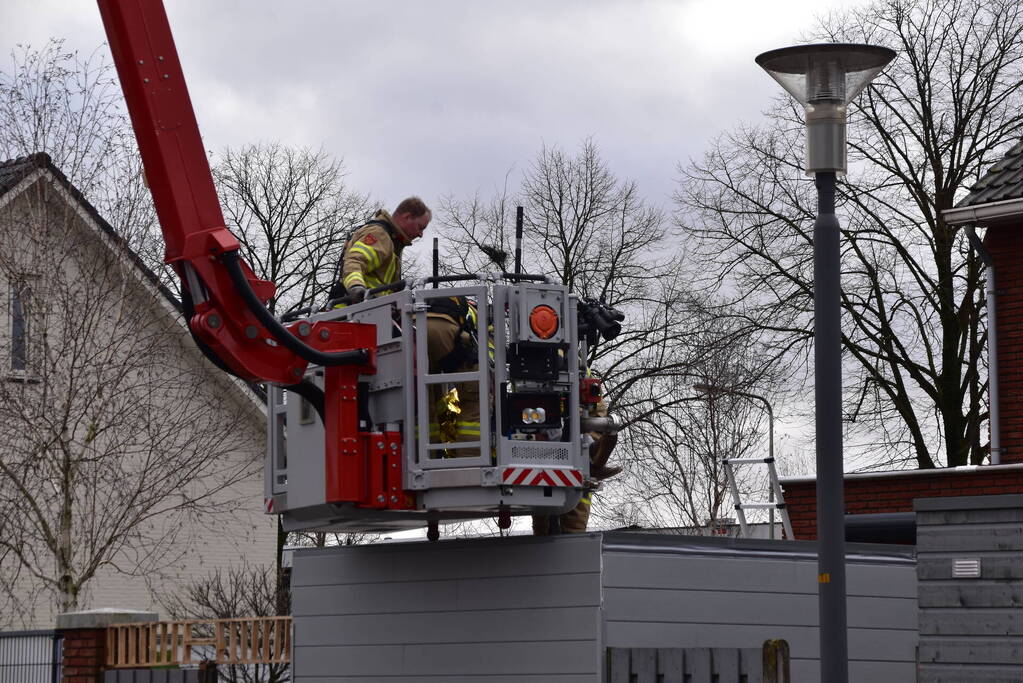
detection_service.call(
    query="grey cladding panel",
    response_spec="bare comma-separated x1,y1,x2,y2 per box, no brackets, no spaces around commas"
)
920,609,1021,636
604,587,916,630
293,572,600,615
917,506,1023,527
294,606,598,645
659,654,916,683
604,622,917,663
916,524,1023,552
293,534,600,586
918,663,1023,683
918,638,1023,665
298,677,596,683
602,551,916,598
919,582,1023,608
296,641,597,677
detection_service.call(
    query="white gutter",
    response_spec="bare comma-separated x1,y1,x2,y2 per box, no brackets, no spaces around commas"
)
943,197,1023,226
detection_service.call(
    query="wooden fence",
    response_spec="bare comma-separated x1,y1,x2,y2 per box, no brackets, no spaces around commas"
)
106,618,290,669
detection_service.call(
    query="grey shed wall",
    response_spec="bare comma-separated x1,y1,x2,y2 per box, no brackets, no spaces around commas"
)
290,531,916,682
916,493,1023,683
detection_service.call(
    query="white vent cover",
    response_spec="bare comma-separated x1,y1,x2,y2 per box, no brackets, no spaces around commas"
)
952,558,982,579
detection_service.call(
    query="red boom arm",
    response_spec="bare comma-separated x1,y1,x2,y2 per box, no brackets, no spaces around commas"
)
95,0,373,384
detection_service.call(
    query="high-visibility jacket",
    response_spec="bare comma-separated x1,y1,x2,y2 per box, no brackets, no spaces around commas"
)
341,210,404,294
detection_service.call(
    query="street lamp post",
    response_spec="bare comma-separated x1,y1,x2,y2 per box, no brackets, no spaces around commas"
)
693,383,777,538
755,43,895,683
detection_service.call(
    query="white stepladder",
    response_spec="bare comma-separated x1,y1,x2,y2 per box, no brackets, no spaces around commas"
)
722,455,794,539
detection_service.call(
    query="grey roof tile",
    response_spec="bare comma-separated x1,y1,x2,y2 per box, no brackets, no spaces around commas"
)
959,140,1023,207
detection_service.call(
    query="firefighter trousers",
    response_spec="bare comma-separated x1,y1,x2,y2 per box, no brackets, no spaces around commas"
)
426,316,480,455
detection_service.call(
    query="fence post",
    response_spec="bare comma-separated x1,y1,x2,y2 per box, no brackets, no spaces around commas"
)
762,639,790,683
56,609,156,683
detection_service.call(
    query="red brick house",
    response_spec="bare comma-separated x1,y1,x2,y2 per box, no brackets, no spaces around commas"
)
782,140,1023,539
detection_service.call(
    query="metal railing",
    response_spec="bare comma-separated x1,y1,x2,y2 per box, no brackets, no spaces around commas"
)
106,618,290,669
0,629,62,683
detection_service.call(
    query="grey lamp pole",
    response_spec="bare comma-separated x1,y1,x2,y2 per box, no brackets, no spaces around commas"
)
755,43,895,683
693,384,776,537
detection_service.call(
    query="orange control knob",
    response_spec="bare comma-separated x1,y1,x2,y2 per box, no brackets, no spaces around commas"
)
529,305,559,339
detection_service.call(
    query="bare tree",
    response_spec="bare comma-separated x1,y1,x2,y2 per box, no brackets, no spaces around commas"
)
678,0,1023,469
0,39,163,283
161,565,289,683
212,143,372,314
439,139,781,528
599,319,779,531
0,170,262,623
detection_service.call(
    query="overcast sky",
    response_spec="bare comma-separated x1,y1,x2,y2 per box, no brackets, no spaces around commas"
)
3,0,872,216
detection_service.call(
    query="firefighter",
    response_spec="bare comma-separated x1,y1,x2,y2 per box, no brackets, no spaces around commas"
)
426,297,480,454
532,394,622,535
336,197,431,303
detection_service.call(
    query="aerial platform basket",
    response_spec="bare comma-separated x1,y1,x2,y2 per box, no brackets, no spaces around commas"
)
265,280,594,535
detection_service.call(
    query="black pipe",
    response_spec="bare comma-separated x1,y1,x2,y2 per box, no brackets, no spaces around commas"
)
515,205,523,275
844,512,916,545
221,250,369,367
433,237,439,288
502,272,548,283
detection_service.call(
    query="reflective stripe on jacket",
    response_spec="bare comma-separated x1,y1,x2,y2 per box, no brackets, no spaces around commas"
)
341,210,403,292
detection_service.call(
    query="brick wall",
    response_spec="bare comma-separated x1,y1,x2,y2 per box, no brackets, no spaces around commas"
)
781,464,1023,539
59,628,105,683
986,223,1023,465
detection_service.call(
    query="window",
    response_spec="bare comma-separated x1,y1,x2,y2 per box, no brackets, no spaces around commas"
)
8,277,35,376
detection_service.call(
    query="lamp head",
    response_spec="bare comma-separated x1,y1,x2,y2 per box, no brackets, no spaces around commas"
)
756,43,896,175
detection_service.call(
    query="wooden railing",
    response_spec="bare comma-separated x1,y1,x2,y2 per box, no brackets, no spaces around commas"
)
106,618,291,668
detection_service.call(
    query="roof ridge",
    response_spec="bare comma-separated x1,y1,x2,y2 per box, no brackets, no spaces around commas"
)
0,152,52,170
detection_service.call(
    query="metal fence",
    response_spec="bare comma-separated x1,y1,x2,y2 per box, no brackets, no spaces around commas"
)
0,629,62,683
608,641,790,683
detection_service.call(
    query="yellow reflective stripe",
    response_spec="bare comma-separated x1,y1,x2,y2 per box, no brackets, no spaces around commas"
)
580,493,592,505
343,271,366,288
350,242,381,271
456,422,480,437
383,256,398,283
364,274,387,289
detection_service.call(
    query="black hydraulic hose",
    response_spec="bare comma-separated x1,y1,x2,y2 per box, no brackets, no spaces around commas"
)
180,284,239,377
184,272,327,425
279,305,313,323
283,378,326,423
221,250,369,367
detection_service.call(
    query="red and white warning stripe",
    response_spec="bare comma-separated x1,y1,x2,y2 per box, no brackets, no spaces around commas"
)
264,497,274,513
502,467,584,487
